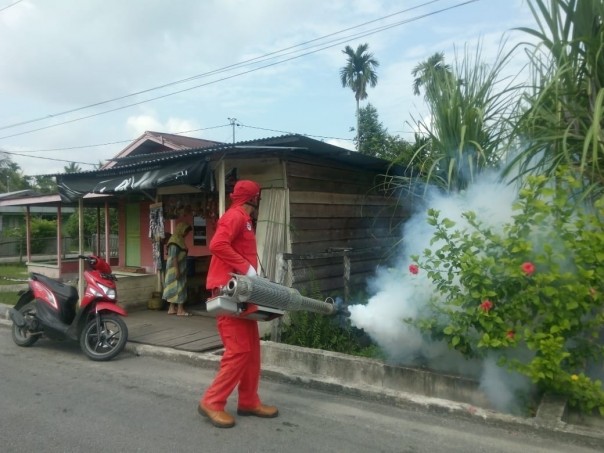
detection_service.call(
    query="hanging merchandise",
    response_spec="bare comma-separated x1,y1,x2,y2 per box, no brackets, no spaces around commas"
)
206,193,218,226
149,202,165,272
163,193,206,219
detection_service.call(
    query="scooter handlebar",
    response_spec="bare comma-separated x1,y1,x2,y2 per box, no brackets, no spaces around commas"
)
77,255,113,276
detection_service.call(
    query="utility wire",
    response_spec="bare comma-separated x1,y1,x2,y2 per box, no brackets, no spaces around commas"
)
0,121,353,167
2,150,97,166
237,123,353,142
0,0,448,132
8,123,231,153
0,0,479,141
0,0,23,13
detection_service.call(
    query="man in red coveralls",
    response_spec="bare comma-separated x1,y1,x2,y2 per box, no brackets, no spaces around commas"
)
198,180,279,428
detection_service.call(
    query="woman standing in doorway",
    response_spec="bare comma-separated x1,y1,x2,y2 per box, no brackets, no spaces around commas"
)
163,222,193,316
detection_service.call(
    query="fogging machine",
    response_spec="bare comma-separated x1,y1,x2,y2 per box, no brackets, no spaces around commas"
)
206,274,336,321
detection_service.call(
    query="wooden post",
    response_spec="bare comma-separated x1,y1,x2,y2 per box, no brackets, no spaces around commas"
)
96,205,101,255
78,198,84,307
217,160,225,217
25,206,31,263
343,249,350,306
57,204,62,269
104,202,111,261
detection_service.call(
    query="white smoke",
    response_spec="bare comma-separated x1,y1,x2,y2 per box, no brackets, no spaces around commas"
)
349,171,534,413
480,356,533,415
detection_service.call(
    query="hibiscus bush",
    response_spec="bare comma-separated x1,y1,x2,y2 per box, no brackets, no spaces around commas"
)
411,171,604,414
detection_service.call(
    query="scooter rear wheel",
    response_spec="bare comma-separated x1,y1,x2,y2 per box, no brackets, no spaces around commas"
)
11,301,40,347
80,313,128,361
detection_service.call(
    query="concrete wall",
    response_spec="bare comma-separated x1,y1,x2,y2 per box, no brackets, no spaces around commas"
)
261,341,492,409
116,274,157,310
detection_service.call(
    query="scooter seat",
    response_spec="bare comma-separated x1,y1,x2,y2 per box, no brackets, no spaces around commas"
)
31,273,79,302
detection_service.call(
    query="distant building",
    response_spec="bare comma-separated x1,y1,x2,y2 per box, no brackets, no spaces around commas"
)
0,190,77,256
0,190,75,234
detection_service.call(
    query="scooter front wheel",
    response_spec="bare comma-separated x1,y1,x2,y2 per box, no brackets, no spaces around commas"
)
80,313,128,361
11,301,40,347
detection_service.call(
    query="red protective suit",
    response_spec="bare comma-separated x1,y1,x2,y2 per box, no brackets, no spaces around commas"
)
202,180,263,412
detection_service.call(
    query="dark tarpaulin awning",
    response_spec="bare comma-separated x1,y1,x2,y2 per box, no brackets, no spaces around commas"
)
56,158,212,202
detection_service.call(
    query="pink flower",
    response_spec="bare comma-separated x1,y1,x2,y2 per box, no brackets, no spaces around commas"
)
521,262,535,276
506,330,515,340
408,264,419,275
479,300,493,312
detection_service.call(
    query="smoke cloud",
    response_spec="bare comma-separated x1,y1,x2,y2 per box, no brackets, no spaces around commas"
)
349,171,534,414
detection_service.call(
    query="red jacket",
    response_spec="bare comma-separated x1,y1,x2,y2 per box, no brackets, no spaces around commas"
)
206,205,257,289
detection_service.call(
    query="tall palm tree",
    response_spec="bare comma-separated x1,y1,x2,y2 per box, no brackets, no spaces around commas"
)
411,52,454,98
64,162,82,173
340,43,379,149
407,44,517,192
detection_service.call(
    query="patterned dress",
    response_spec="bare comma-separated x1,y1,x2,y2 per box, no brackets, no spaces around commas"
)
162,243,188,305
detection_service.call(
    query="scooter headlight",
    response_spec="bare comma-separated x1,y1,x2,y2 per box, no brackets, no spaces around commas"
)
96,283,117,300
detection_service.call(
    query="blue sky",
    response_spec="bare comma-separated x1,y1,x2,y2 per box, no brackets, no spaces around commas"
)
0,0,537,176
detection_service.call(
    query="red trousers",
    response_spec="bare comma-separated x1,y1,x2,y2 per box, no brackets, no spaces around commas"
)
201,316,261,411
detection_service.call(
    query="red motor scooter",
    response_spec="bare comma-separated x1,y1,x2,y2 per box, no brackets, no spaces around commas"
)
9,255,128,361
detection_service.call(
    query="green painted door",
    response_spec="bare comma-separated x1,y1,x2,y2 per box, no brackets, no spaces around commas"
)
125,203,141,267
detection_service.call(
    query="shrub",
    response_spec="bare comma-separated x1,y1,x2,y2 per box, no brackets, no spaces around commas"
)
278,282,382,357
412,170,604,414
5,217,58,254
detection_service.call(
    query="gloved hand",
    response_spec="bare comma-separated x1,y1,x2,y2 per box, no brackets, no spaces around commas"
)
245,265,257,277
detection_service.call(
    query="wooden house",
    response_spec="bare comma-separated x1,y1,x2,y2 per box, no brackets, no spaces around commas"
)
7,133,410,308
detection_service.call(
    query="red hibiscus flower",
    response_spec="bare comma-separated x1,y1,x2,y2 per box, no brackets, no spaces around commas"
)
521,262,535,276
506,330,515,340
479,300,493,312
408,264,419,275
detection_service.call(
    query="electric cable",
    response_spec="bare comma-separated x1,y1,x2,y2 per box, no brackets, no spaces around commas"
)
0,119,355,167
0,0,23,13
0,0,479,141
0,0,448,132
237,123,353,142
1,150,97,166
5,123,231,153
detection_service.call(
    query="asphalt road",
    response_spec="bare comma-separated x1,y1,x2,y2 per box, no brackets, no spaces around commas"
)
0,329,602,453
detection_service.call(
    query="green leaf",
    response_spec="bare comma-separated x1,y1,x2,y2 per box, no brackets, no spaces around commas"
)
443,218,456,229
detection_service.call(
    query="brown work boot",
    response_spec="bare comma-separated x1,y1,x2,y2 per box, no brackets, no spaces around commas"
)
198,402,235,428
237,404,279,418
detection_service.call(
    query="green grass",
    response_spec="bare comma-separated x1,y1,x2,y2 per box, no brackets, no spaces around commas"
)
0,291,19,306
0,263,28,285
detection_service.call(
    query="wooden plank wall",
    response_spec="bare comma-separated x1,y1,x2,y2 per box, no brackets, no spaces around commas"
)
286,160,410,297
222,156,286,189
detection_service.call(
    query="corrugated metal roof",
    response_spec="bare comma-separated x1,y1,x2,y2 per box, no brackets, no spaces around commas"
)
144,130,222,149
0,189,38,200
48,134,395,178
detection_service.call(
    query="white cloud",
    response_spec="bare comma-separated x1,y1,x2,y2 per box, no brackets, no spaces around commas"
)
0,0,540,176
326,138,355,151
126,114,200,137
